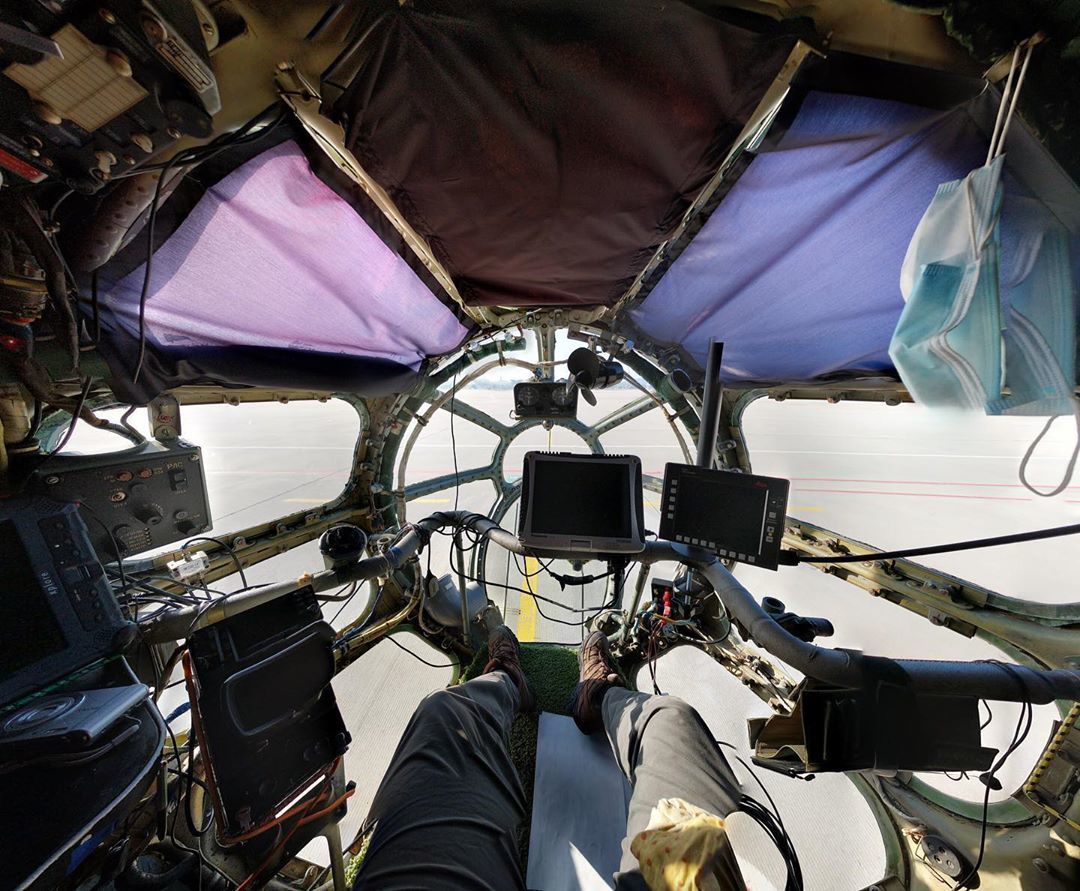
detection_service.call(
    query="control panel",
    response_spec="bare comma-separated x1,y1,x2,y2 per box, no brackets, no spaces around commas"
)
30,439,211,558
0,1,219,192
513,381,578,419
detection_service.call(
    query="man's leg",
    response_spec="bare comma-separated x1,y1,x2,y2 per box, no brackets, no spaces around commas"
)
353,628,533,891
570,632,742,889
601,687,742,882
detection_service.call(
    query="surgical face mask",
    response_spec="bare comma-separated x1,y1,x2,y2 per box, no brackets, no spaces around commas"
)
890,155,1006,412
892,171,1079,496
890,37,1079,497
991,196,1079,496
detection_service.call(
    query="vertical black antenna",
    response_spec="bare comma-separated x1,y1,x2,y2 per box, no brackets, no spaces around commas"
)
695,339,724,468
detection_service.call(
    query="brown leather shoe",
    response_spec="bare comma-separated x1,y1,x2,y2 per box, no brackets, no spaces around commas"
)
570,631,620,734
483,625,535,712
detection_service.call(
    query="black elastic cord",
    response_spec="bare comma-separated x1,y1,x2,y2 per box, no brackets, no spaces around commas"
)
385,635,454,669
46,376,92,456
181,535,249,589
782,521,1080,565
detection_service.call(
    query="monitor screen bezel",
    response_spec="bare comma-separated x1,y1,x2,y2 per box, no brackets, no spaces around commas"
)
659,463,789,569
518,452,646,555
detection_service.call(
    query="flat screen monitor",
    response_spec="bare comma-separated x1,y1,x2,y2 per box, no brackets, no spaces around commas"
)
518,452,645,554
658,463,789,569
0,520,68,679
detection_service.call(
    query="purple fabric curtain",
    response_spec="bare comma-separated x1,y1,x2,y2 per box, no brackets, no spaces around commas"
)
103,140,469,371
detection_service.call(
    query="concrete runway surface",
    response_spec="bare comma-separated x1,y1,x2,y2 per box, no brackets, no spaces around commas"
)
72,390,1080,888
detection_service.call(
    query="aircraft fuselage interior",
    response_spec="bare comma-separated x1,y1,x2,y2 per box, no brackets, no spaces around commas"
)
1,2,1080,890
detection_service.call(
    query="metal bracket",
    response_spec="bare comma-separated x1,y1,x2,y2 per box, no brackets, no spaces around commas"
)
148,393,181,440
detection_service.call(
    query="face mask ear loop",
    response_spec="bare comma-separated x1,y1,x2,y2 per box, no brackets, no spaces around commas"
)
1019,400,1080,498
986,45,1021,166
992,40,1035,162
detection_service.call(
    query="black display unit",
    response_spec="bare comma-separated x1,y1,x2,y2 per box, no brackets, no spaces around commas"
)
518,452,645,555
659,464,789,570
0,497,134,709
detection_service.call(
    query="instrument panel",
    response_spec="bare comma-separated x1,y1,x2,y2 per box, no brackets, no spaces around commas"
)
0,1,219,193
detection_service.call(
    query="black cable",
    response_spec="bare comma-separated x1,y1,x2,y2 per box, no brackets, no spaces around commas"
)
385,635,455,669
737,793,803,891
467,562,618,626
952,663,1034,890
45,376,92,456
131,151,176,385
328,581,361,627
785,522,1080,565
79,503,129,597
717,740,790,832
185,738,213,838
450,367,460,513
108,108,286,181
181,536,249,589
162,710,214,891
119,405,145,442
506,551,632,615
89,269,101,344
162,714,188,841
334,584,386,648
647,624,663,694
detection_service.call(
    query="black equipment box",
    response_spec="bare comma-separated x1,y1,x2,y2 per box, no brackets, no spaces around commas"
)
0,497,134,709
30,439,212,559
659,463,789,570
750,679,997,774
188,586,350,841
0,660,163,890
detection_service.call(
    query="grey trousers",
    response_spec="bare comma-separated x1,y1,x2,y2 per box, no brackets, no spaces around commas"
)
352,672,742,890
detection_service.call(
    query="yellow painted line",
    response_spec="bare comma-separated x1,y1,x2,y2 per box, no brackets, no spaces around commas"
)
414,497,452,504
284,498,328,505
517,556,540,642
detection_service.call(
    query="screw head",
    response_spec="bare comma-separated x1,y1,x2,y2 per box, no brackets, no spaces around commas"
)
141,15,167,44
44,475,60,485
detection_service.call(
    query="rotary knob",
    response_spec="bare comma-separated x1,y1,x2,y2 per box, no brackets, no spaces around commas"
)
133,503,164,526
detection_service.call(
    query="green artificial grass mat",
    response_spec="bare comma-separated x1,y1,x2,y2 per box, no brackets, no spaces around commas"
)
462,642,582,868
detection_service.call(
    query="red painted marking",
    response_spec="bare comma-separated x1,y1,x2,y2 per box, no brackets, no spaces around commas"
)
790,476,1079,491
0,147,46,182
793,486,1030,502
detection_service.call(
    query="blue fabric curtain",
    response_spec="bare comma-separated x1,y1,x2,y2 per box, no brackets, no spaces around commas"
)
630,90,990,382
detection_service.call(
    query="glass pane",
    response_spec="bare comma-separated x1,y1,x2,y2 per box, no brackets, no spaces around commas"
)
740,397,1069,800
63,400,361,563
